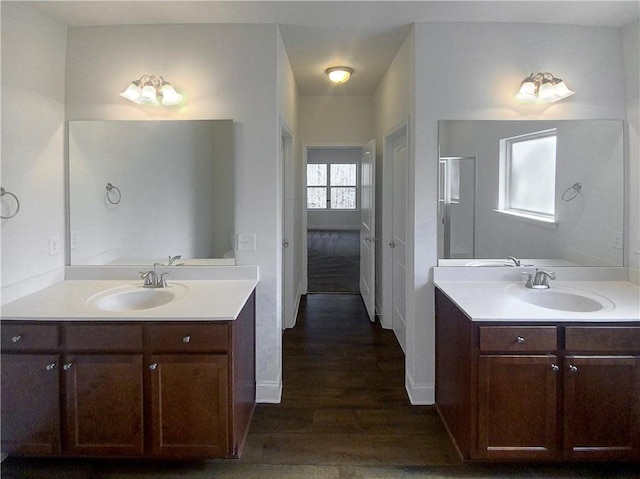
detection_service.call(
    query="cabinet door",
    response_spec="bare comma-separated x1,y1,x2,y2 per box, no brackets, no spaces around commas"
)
64,354,144,456
149,354,229,458
477,355,560,460
1,354,61,455
564,355,640,461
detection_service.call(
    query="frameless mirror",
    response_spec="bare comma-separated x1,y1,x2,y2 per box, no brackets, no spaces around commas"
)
68,120,235,266
438,120,624,267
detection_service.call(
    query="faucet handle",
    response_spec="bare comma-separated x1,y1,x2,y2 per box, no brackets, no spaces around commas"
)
159,272,170,287
521,271,534,288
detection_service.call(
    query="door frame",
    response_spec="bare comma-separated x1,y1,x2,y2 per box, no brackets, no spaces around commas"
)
381,119,410,334
302,143,365,295
280,119,296,329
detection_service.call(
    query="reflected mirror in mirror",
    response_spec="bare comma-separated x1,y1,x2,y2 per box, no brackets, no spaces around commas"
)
69,120,235,266
438,120,624,267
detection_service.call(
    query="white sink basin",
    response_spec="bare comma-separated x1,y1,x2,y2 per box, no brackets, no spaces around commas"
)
87,283,189,312
507,285,615,313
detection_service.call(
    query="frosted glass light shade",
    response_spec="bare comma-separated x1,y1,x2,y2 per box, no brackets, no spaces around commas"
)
514,78,537,103
119,81,142,103
552,80,574,101
161,82,183,106
139,83,159,106
514,72,574,104
326,67,353,84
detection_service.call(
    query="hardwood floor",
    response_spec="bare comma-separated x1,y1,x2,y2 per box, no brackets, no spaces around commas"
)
307,230,360,293
2,294,638,478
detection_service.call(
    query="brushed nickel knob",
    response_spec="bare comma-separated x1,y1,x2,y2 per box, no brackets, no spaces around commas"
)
516,336,525,344
569,365,578,373
11,335,21,343
182,335,191,343
551,364,560,372
62,363,72,371
149,363,158,370
45,363,56,371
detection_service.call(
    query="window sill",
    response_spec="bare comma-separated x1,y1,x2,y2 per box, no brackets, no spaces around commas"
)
492,209,558,230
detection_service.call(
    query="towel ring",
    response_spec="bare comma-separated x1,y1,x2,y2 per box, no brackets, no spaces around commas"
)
106,183,122,205
1,187,21,219
561,182,581,202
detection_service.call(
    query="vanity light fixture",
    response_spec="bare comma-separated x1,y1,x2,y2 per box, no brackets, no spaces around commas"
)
514,72,574,104
119,75,183,106
326,66,354,84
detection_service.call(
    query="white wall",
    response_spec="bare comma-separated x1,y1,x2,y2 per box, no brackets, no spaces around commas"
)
622,20,640,279
299,96,375,145
411,22,630,404
1,3,67,304
65,23,282,402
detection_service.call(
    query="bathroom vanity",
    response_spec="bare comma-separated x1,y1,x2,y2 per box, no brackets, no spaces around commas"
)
434,268,640,463
0,268,257,460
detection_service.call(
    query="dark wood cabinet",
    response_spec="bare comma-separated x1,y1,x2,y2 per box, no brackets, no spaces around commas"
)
150,354,229,457
1,290,255,460
64,354,144,456
435,288,640,463
0,353,61,455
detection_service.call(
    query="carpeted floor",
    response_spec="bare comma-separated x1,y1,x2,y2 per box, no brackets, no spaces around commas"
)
307,230,360,293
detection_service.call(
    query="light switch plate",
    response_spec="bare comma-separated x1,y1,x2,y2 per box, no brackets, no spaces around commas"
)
237,233,256,252
49,236,62,255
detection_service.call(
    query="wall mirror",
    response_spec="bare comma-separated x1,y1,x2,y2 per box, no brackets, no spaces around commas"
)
68,120,235,266
438,120,624,267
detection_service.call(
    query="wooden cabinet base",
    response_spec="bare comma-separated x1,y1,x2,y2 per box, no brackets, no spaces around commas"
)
1,291,256,460
435,288,640,463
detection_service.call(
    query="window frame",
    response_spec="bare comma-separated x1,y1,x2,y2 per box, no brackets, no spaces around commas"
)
306,162,359,211
496,128,559,228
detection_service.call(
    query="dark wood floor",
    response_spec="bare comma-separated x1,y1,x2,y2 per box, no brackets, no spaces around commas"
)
2,294,639,478
307,230,360,293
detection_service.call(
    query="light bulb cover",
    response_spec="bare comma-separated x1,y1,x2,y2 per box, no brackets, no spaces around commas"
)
119,80,143,103
160,79,183,106
119,75,182,107
326,66,353,84
514,72,574,104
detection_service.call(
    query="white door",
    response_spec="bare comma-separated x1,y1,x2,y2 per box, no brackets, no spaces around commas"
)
360,140,376,321
281,127,295,329
390,128,408,351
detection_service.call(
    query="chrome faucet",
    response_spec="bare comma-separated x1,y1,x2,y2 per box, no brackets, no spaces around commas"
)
506,256,521,267
140,269,169,288
522,268,556,289
168,255,182,266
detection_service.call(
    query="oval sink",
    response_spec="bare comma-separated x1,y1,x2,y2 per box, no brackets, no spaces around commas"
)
87,283,189,312
507,285,614,313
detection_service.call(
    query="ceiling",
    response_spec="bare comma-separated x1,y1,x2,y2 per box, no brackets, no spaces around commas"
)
28,1,640,96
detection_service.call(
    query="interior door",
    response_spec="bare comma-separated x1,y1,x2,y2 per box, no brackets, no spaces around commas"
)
391,129,408,350
281,129,295,329
360,140,376,321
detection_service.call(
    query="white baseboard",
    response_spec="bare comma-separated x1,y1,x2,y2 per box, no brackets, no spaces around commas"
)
405,370,435,405
256,380,282,403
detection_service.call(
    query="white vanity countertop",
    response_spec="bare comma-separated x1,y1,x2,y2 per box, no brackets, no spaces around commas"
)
434,280,639,322
0,279,257,321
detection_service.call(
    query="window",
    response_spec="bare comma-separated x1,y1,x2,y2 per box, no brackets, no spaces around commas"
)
307,163,357,210
498,129,557,225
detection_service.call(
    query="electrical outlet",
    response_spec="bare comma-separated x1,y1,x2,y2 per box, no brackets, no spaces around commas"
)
49,236,62,255
237,233,256,252
70,232,80,249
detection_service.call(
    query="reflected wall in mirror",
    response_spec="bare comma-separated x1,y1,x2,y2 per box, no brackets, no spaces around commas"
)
69,120,235,266
438,120,624,267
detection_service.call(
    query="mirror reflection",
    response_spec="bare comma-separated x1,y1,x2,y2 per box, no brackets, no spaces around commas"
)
438,120,624,267
68,120,235,266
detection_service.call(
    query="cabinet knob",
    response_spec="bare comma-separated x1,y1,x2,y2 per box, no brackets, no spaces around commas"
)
551,364,559,372
516,336,525,344
11,335,21,343
45,363,56,371
569,364,578,373
149,363,158,370
182,335,191,344
62,363,72,371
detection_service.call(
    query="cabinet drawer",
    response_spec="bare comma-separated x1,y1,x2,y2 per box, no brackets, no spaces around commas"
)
65,324,143,351
479,326,557,352
565,327,640,352
145,323,229,352
1,324,59,351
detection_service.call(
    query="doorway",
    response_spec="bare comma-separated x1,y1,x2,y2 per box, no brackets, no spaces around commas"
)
305,146,362,294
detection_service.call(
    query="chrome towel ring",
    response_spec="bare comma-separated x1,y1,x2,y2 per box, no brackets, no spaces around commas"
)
1,187,20,219
561,182,582,202
106,183,122,205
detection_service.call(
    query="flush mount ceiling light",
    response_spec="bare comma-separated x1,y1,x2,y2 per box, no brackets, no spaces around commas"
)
119,75,183,106
326,66,354,84
515,72,574,104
